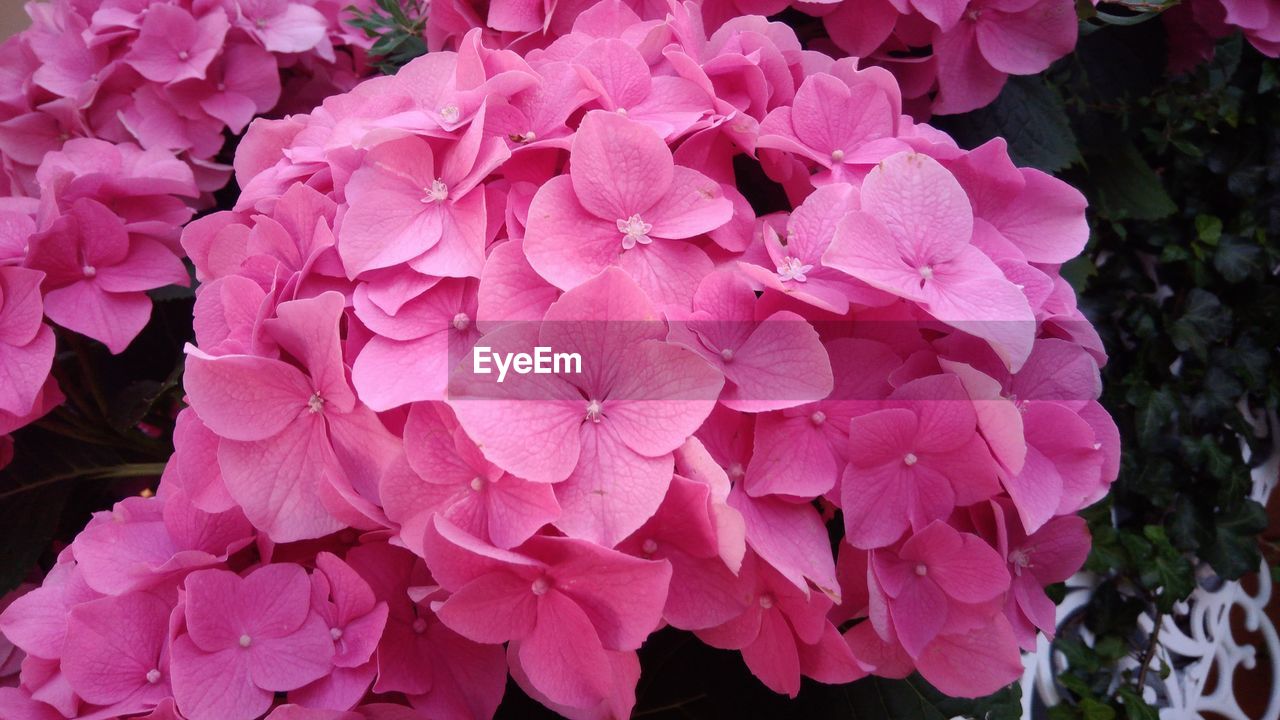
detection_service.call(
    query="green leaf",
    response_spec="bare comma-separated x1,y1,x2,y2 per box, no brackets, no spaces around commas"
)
1088,142,1177,221
1080,697,1118,720
1194,215,1222,244
1213,237,1262,282
1199,500,1267,580
1169,289,1230,358
1134,389,1175,449
932,75,1081,172
1116,687,1160,720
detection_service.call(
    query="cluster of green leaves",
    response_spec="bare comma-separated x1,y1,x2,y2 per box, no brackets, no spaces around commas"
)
941,19,1278,720
346,0,428,74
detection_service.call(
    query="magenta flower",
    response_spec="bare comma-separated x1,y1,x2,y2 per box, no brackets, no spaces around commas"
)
842,374,1001,549
62,592,173,716
572,39,712,140
382,401,560,553
233,0,331,55
744,338,898,498
71,492,252,596
423,516,672,711
289,553,389,710
696,552,864,698
868,521,1009,655
345,542,507,718
0,267,54,419
737,184,890,314
171,565,334,720
125,5,230,84
617,475,750,630
351,278,483,411
825,151,1036,370
757,67,904,182
25,198,188,353
339,123,509,278
675,269,833,412
931,0,1078,115
449,269,723,546
184,292,400,541
523,111,733,307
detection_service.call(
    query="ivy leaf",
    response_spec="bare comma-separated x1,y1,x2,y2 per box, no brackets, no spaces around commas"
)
1169,289,1230,358
1089,142,1176,221
1199,500,1267,580
1213,236,1262,282
933,75,1081,172
1116,687,1160,720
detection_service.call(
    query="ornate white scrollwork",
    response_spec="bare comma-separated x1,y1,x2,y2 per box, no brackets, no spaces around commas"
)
1021,409,1279,720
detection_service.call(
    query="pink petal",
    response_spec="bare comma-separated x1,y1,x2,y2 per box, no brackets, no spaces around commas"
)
218,417,347,542
976,0,1078,76
914,614,1024,698
171,638,272,720
42,283,151,354
183,350,311,442
516,592,614,709
569,111,673,220
554,420,673,547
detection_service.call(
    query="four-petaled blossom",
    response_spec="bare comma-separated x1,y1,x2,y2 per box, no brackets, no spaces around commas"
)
524,111,733,307
170,565,335,720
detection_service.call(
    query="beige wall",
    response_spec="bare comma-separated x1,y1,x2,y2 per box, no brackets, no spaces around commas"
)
1,3,29,41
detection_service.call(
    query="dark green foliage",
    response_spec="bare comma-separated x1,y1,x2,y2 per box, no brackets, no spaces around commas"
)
346,0,428,74
945,20,1280,720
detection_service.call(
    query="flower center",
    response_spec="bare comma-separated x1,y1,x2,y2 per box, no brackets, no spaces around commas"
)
585,399,603,423
641,539,658,555
720,348,735,362
239,634,252,648
616,214,653,250
178,50,189,61
531,577,551,595
81,264,96,278
830,149,845,162
728,462,745,479
918,265,934,280
255,18,268,29
146,668,161,684
422,179,449,203
810,411,826,426
776,256,813,283
452,312,470,331
915,564,928,576
759,593,775,609
903,452,918,466
308,393,325,414
1009,549,1031,576
440,105,460,123
412,617,427,633
330,627,344,640
470,476,485,492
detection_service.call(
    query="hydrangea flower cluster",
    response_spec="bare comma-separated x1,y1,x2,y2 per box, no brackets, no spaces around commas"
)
0,0,372,460
0,2,1119,718
424,0,1080,116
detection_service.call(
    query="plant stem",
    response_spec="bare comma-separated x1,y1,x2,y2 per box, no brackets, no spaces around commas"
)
1134,610,1164,692
0,463,167,501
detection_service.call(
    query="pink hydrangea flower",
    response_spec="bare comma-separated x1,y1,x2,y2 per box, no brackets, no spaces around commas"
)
423,517,671,712
25,198,188,353
523,111,733,307
171,564,335,720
